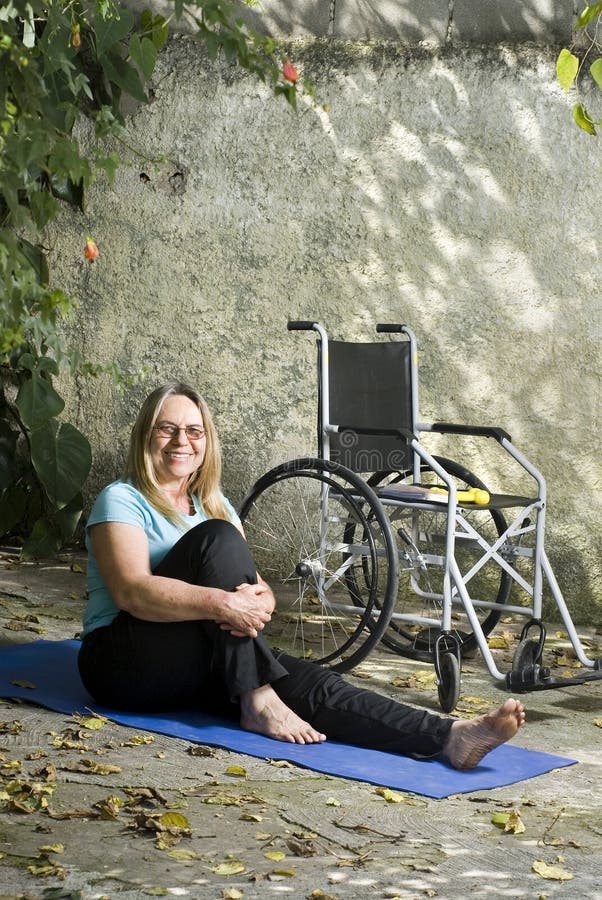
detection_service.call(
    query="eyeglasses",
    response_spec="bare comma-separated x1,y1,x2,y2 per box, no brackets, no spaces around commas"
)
154,423,207,441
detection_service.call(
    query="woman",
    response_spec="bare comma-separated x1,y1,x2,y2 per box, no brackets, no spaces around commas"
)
78,382,525,768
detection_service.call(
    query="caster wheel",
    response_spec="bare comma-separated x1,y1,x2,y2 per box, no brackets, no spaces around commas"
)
512,638,541,673
437,652,461,713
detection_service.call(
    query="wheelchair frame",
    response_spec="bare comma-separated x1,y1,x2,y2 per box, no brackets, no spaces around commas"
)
239,321,602,711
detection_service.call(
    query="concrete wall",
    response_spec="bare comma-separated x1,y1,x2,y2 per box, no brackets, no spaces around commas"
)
52,12,601,622
125,0,577,44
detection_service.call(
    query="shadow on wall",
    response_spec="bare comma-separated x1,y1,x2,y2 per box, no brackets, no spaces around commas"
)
271,45,600,616
332,0,575,44
55,36,600,617
122,0,577,44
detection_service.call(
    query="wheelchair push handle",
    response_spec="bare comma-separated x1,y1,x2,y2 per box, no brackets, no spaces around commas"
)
287,320,318,331
376,323,405,333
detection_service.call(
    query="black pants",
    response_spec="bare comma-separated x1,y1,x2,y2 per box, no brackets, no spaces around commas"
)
78,520,453,757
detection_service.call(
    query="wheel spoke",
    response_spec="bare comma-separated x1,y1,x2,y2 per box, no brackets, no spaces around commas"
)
239,459,397,671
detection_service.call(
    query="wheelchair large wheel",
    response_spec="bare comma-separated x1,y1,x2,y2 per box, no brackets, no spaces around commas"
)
367,457,512,659
238,458,398,672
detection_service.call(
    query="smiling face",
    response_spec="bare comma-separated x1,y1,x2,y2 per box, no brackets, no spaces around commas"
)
149,394,206,489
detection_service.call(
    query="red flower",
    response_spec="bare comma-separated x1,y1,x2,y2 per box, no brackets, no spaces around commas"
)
282,61,299,83
84,237,99,261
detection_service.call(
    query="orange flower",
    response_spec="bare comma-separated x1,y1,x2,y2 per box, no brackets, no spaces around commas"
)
84,237,99,261
282,61,299,83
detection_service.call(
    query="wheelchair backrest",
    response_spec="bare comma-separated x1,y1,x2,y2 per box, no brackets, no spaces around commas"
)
319,340,415,474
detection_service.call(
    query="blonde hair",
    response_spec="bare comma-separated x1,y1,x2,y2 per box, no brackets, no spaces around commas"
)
124,382,230,528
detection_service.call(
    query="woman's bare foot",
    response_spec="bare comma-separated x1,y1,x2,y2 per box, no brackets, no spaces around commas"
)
240,684,327,744
442,698,526,770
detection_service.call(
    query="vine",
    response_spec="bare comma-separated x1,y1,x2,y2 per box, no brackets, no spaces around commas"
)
0,1,308,556
556,2,602,134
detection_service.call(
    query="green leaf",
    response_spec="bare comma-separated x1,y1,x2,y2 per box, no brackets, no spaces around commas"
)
0,483,27,538
590,58,602,91
94,151,121,185
556,48,579,92
54,491,84,541
27,188,58,230
128,35,157,81
22,2,35,48
100,51,148,104
30,420,91,508
573,102,597,134
16,239,49,285
16,353,36,373
21,516,62,559
49,175,84,211
149,14,169,51
576,3,602,28
0,420,18,491
93,6,134,59
16,370,64,431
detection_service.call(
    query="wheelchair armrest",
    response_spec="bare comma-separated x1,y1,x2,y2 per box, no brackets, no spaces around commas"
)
287,320,318,331
430,422,511,445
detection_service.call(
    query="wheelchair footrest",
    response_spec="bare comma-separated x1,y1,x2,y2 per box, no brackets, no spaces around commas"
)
505,663,602,693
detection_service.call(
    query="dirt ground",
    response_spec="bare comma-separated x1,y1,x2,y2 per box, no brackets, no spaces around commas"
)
0,548,601,900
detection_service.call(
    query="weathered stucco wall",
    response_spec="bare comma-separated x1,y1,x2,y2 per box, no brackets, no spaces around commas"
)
52,33,601,622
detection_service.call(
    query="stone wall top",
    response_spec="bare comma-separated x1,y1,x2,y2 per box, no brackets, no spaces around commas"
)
124,0,577,46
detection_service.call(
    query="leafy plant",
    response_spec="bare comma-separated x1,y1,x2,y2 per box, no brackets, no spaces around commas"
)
556,2,602,134
0,1,308,557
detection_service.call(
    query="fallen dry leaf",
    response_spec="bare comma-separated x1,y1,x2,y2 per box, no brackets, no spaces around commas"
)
73,713,108,730
31,762,57,782
38,843,64,854
487,636,510,649
121,734,155,746
28,861,65,879
491,809,525,834
94,795,125,819
124,786,168,805
211,860,246,876
202,793,242,807
391,670,436,691
46,806,99,820
285,836,317,857
167,847,199,860
62,759,121,775
375,787,405,804
188,745,219,757
25,750,48,761
532,859,573,881
0,720,23,735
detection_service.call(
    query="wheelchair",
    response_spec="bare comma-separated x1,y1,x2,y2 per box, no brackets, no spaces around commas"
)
238,321,602,711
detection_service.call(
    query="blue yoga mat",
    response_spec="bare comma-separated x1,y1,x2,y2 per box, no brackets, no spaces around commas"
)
0,640,576,799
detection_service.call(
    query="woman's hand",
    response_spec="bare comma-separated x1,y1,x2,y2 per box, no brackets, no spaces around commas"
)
218,582,274,638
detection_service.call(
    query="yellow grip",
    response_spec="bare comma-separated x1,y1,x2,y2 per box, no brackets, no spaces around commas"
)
430,486,490,505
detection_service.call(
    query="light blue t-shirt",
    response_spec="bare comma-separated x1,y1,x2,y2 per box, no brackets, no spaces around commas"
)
83,480,240,635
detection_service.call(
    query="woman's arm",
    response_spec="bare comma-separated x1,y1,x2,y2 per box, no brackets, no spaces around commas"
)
90,521,272,638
